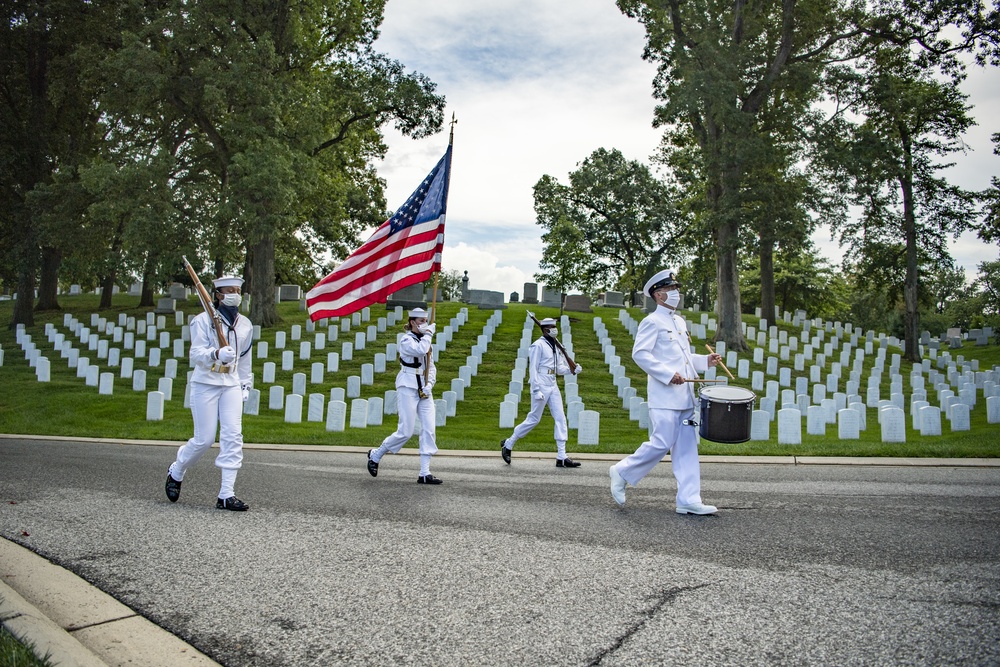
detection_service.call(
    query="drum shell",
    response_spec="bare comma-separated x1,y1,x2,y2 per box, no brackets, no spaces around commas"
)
698,387,756,444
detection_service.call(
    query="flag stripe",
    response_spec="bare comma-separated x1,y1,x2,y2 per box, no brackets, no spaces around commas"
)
306,220,443,298
306,147,452,320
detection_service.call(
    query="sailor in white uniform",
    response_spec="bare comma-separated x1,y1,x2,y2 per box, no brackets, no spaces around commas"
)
609,270,722,514
500,317,583,467
366,308,441,484
165,275,254,511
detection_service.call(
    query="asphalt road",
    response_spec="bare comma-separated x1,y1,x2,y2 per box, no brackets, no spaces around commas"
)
1,438,999,666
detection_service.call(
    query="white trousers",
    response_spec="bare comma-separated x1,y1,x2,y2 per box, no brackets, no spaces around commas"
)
376,387,437,457
171,382,244,480
613,407,702,506
506,386,568,449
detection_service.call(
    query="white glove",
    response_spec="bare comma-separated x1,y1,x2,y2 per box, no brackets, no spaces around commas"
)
533,391,544,402
419,322,436,336
241,382,252,402
217,346,236,364
573,363,583,375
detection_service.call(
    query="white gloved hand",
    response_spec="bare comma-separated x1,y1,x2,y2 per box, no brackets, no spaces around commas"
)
573,363,583,375
217,346,236,364
419,322,436,337
533,391,544,402
241,382,252,402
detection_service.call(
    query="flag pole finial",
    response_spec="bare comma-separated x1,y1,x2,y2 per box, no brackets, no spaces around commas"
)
449,112,457,146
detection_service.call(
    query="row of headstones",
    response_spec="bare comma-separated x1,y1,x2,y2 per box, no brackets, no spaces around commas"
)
149,310,509,430
497,315,599,443
615,309,998,416
252,307,482,408
749,397,1000,444
15,323,184,394
610,308,1000,441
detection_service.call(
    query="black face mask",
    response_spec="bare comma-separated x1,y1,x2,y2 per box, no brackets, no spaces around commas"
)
217,302,239,324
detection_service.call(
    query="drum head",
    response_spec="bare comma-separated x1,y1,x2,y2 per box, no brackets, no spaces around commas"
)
700,385,756,402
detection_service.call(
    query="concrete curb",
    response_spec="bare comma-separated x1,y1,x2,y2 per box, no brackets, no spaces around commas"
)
0,538,219,667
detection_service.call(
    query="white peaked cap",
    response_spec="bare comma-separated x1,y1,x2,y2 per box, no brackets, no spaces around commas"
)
539,318,557,327
643,269,679,296
213,276,244,289
408,308,429,318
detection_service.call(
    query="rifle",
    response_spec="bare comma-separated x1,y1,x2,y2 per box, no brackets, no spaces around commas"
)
181,256,228,348
526,310,577,374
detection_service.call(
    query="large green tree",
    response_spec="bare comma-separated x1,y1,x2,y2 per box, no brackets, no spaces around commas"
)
617,0,999,350
533,148,689,302
0,0,115,327
91,0,445,325
823,46,979,361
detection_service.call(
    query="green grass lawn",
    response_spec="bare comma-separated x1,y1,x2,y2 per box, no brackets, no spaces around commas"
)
1,294,998,458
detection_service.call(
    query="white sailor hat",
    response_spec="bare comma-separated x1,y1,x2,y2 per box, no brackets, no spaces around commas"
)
408,307,429,319
538,318,557,327
213,275,244,290
643,269,680,296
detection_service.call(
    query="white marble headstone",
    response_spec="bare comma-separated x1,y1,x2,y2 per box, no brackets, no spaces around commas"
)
577,410,600,445
326,400,347,432
879,407,906,442
349,398,368,428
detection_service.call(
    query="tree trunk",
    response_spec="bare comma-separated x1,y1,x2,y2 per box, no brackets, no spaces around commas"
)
900,160,921,362
99,271,116,309
35,246,62,311
715,219,748,350
248,236,280,326
140,252,158,308
759,240,775,323
12,266,36,329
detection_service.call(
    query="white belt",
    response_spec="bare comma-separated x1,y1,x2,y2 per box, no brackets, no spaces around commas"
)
400,366,423,374
545,369,556,375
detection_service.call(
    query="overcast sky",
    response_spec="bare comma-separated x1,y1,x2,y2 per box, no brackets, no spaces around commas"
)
372,0,1000,298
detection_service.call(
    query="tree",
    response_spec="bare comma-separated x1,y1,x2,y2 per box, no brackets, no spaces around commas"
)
0,0,112,327
617,0,999,351
92,0,445,326
534,217,593,309
533,148,689,303
740,245,847,321
824,46,979,361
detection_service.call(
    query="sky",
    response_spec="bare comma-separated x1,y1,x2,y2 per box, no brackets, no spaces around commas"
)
371,0,1000,299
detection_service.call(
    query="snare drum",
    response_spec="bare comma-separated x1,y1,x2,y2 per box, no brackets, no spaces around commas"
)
698,385,757,443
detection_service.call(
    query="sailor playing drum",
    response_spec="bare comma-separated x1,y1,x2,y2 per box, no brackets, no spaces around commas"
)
608,269,722,514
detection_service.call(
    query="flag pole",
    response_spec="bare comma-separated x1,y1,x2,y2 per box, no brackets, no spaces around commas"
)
422,114,455,393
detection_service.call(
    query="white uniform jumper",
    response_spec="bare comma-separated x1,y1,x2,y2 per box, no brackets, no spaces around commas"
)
169,310,253,499
612,304,709,506
370,329,438,475
504,334,573,459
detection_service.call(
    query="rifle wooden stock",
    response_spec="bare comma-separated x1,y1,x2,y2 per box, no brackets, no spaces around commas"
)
181,256,228,348
526,311,577,374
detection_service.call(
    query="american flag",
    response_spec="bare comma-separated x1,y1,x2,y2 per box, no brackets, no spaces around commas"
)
306,147,452,321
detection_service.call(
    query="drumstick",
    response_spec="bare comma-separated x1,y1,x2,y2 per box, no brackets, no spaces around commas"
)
683,378,726,383
705,344,736,380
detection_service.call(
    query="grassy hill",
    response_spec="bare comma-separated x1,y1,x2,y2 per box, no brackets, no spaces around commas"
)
1,294,998,457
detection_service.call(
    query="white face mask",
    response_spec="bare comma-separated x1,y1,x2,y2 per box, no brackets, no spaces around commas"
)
545,327,558,337
221,293,242,308
664,290,681,309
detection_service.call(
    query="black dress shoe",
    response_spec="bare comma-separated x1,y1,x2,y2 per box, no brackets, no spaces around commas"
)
417,474,443,485
556,457,581,468
367,450,379,477
500,440,511,465
165,473,182,502
216,496,249,511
